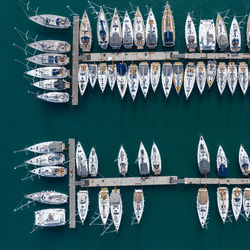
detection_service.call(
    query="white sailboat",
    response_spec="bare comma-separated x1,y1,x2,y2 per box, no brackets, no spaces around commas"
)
31,166,67,178
28,40,71,53
98,63,108,93
88,64,98,88
151,142,161,175
185,13,197,52
37,92,69,103
32,79,70,91
108,64,117,91
247,14,250,50
110,8,122,50
150,62,161,93
122,12,133,49
199,20,216,51
137,142,150,175
230,17,241,52
146,8,158,49
216,13,228,51
173,62,184,94
243,188,250,218
227,62,237,95
231,187,242,221
78,63,88,96
26,67,69,79
89,148,98,177
216,146,228,177
98,188,110,225
161,62,173,99
238,62,248,95
239,145,250,176
77,190,89,225
197,136,210,175
139,62,150,98
133,7,145,49
128,64,139,101
184,62,196,100
76,141,88,178
116,63,128,99
79,11,92,52
133,189,144,224
217,62,227,95
196,188,209,228
196,62,206,94
217,187,229,223
110,188,122,232
118,145,128,177
25,153,65,166
26,53,69,66
206,60,217,89
97,7,109,50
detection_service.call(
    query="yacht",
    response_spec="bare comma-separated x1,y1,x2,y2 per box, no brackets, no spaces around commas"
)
76,141,88,178
247,14,250,50
80,11,92,52
28,40,71,53
196,61,206,94
150,62,161,93
31,166,67,178
26,67,69,79
98,63,108,93
199,20,216,51
238,62,248,95
151,142,161,175
97,7,109,50
98,188,110,225
184,62,196,100
78,63,88,96
243,188,250,218
88,64,98,88
108,64,117,90
110,8,122,50
89,148,98,177
137,142,150,175
37,92,69,103
21,141,65,154
77,190,89,225
139,62,150,98
146,8,158,49
118,145,128,177
116,63,128,99
162,2,175,47
216,13,228,51
230,17,241,52
29,15,71,29
35,208,66,227
217,187,229,223
197,136,210,175
26,53,69,67
133,189,144,224
25,191,68,205
217,62,227,95
110,188,123,232
161,62,173,98
185,13,197,52
173,62,183,94
227,62,237,95
25,153,65,166
206,60,217,89
32,79,70,91
133,7,145,49
217,146,228,177
128,64,139,101
239,145,249,176
122,12,133,49
196,188,209,228
231,187,242,221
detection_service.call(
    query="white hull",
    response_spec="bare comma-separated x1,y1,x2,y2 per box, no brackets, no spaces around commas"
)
217,187,229,223
196,62,206,94
32,79,70,91
151,142,161,175
80,11,92,52
110,189,122,232
173,62,184,94
197,136,210,175
98,188,110,225
122,12,133,49
217,63,227,95
162,62,173,99
117,64,128,99
197,188,209,228
216,14,228,51
37,92,69,103
78,64,88,96
150,62,160,92
26,67,69,79
206,61,217,88
216,146,228,177
138,142,150,175
98,63,108,93
118,145,128,176
26,53,69,66
31,166,67,178
231,187,242,221
184,62,195,100
89,148,98,177
88,64,98,88
108,65,117,90
239,145,250,176
97,7,109,50
28,40,71,53
77,191,89,225
133,189,144,223
185,13,197,52
25,141,65,154
227,62,237,94
76,141,88,178
238,62,248,95
110,9,122,50
230,17,241,52
146,9,158,49
243,188,250,218
139,62,150,98
133,8,145,49
199,20,216,51
128,64,139,101
25,153,65,166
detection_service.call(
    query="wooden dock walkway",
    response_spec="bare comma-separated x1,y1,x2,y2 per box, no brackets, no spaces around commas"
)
68,138,76,228
184,178,250,185
71,15,79,106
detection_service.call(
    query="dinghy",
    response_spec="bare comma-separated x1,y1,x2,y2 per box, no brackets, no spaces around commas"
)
78,63,88,96
150,62,161,93
98,188,110,225
77,190,89,225
89,148,98,177
122,12,133,49
196,62,206,94
230,17,241,52
108,64,117,90
110,188,122,232
217,146,228,177
231,187,242,221
206,60,217,89
197,188,209,228
238,62,248,95
173,62,183,94
227,62,237,95
197,136,210,175
139,62,150,98
151,142,161,175
185,13,197,52
80,11,92,52
133,7,145,49
184,62,196,100
239,145,249,176
98,63,108,93
128,64,139,101
161,62,173,99
217,62,227,95
146,8,158,49
118,145,128,177
217,187,229,223
133,189,144,224
137,142,150,175
76,141,88,178
97,7,109,50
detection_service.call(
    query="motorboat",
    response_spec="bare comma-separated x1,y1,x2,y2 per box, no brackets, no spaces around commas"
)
37,92,69,103
173,62,183,94
227,61,237,94
137,142,150,175
231,187,242,221
108,64,117,90
230,17,241,52
110,8,122,50
133,7,145,49
110,188,122,232
216,13,228,51
77,190,89,225
76,141,88,178
88,64,98,88
217,146,228,177
116,63,128,99
217,187,229,223
98,63,108,93
89,147,98,177
196,188,209,228
238,62,248,95
98,188,110,225
122,12,133,49
239,145,249,176
243,188,250,218
197,136,210,175
80,10,92,52
31,166,67,177
128,64,139,101
28,40,71,53
196,61,206,94
146,8,158,49
26,67,69,79
161,62,173,98
150,62,160,93
199,20,216,51
118,145,128,176
97,7,109,50
151,142,161,175
78,63,88,96
25,153,65,166
185,13,197,52
217,62,227,95
26,53,69,66
139,62,150,98
206,60,217,89
133,189,144,224
32,79,70,91
184,62,196,100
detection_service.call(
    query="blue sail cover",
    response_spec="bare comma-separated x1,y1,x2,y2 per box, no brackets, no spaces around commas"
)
219,164,228,177
116,63,127,76
164,31,173,45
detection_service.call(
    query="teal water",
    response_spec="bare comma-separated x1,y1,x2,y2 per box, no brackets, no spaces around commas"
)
2,0,250,249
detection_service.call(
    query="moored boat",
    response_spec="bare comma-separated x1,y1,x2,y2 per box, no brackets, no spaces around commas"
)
97,7,109,50
216,13,228,51
80,11,92,52
32,79,70,91
139,62,150,98
128,64,139,101
217,187,229,223
98,188,110,225
184,62,196,100
28,40,71,53
98,63,108,93
25,153,65,166
110,188,122,232
37,92,69,103
185,13,197,52
108,64,117,90
197,136,210,175
150,62,160,93
133,7,145,49
110,8,122,50
137,142,150,176
76,141,88,178
146,8,158,49
206,60,217,89
243,188,250,218
231,187,242,221
239,145,249,176
78,63,88,96
197,188,209,228
199,20,216,51
247,14,250,50
122,12,133,49
88,64,98,88
217,62,227,95
26,67,69,79
116,63,128,99
238,62,248,95
77,190,89,225
230,17,241,52
227,61,237,95
173,62,183,94
162,62,173,99
89,147,98,177
217,146,228,177
196,61,206,94
151,142,161,175
31,166,67,177
26,53,69,66
133,189,144,224
118,145,128,177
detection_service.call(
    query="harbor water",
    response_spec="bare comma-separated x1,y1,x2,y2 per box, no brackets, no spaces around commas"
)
1,0,250,249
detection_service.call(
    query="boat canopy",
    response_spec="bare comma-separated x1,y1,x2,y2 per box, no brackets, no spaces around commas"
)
218,164,228,177
199,159,210,174
164,31,173,45
116,63,127,76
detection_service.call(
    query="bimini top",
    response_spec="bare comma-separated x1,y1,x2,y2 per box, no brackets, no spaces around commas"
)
116,63,127,76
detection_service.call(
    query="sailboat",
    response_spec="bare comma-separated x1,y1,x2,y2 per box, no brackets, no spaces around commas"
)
162,62,173,99
243,188,250,219
146,8,158,49
80,11,92,52
231,187,242,221
118,145,128,177
230,17,241,52
122,12,133,49
196,62,206,94
77,190,89,225
32,79,70,91
25,153,65,166
217,187,229,223
133,7,145,49
137,142,150,175
37,92,69,103
185,13,197,52
151,142,161,175
88,64,98,88
128,64,139,101
116,63,128,99
184,62,196,100
89,148,98,177
197,136,210,175
76,141,88,178
227,62,237,95
216,146,228,177
31,166,67,178
199,20,216,51
133,189,144,224
216,13,228,51
217,62,227,95
110,188,123,232
28,40,71,53
239,145,249,176
238,62,248,95
98,63,108,93
108,64,117,90
139,62,150,98
173,62,183,94
162,2,175,47
78,63,88,96
247,14,250,50
206,60,217,89
98,188,110,225
196,188,209,228
110,8,122,50
97,7,109,50
26,67,69,79
150,62,161,93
